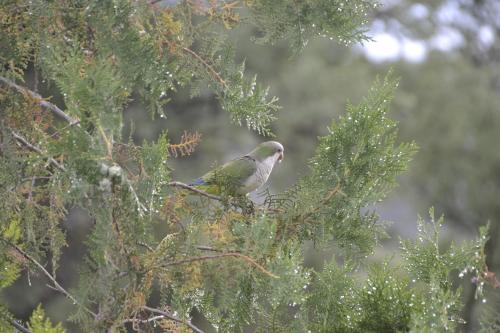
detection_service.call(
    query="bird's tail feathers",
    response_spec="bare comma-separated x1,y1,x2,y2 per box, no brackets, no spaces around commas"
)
189,178,206,186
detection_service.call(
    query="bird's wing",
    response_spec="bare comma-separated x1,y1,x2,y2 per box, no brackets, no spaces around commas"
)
189,156,257,195
202,155,257,186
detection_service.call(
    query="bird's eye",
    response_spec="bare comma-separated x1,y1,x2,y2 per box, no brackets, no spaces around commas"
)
277,148,282,152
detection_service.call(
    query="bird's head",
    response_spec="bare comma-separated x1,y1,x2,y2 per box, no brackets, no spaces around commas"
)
249,141,284,164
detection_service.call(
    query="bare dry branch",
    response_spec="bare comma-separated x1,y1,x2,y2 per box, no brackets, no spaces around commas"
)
1,239,98,319
9,319,32,333
0,76,79,126
123,315,165,324
135,306,205,333
196,245,222,252
11,131,66,172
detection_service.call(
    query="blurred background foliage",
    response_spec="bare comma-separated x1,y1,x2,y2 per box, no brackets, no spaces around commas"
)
3,0,500,332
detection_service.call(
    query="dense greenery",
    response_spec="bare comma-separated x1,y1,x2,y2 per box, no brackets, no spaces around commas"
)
1,0,498,332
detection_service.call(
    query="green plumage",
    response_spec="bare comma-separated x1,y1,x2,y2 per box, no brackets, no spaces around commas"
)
192,141,284,195
197,156,257,195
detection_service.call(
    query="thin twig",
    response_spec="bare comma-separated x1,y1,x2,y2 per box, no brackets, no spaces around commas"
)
123,315,166,324
1,239,98,319
164,252,279,279
97,125,113,158
0,76,79,126
293,0,304,48
28,176,36,202
137,241,154,252
142,306,205,333
7,176,53,193
300,184,344,222
126,179,148,215
11,131,66,171
9,319,33,333
168,181,222,201
180,46,227,89
196,245,222,252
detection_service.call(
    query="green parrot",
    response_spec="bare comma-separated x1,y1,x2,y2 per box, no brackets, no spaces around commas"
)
190,141,284,195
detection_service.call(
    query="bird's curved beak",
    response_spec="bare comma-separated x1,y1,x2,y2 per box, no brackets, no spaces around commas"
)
278,152,284,163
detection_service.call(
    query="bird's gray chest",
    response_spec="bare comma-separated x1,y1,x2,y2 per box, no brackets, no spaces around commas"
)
242,156,275,193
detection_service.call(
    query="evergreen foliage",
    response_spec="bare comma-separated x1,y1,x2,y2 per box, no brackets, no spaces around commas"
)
27,305,65,333
0,0,498,332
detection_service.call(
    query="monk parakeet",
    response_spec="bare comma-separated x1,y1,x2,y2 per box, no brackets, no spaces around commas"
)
190,141,284,195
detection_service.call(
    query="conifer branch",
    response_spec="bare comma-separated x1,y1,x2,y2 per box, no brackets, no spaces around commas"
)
164,252,279,279
11,131,66,172
168,131,202,157
168,181,222,201
128,306,205,333
1,239,98,319
0,76,79,126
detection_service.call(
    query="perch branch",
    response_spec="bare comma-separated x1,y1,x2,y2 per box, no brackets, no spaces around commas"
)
1,239,98,319
168,181,222,201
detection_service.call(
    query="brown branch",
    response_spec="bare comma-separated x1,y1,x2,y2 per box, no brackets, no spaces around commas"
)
11,131,66,172
1,239,98,319
164,252,279,279
180,46,227,89
196,245,222,252
139,306,205,333
300,184,344,222
168,181,222,201
0,76,79,126
276,184,345,242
